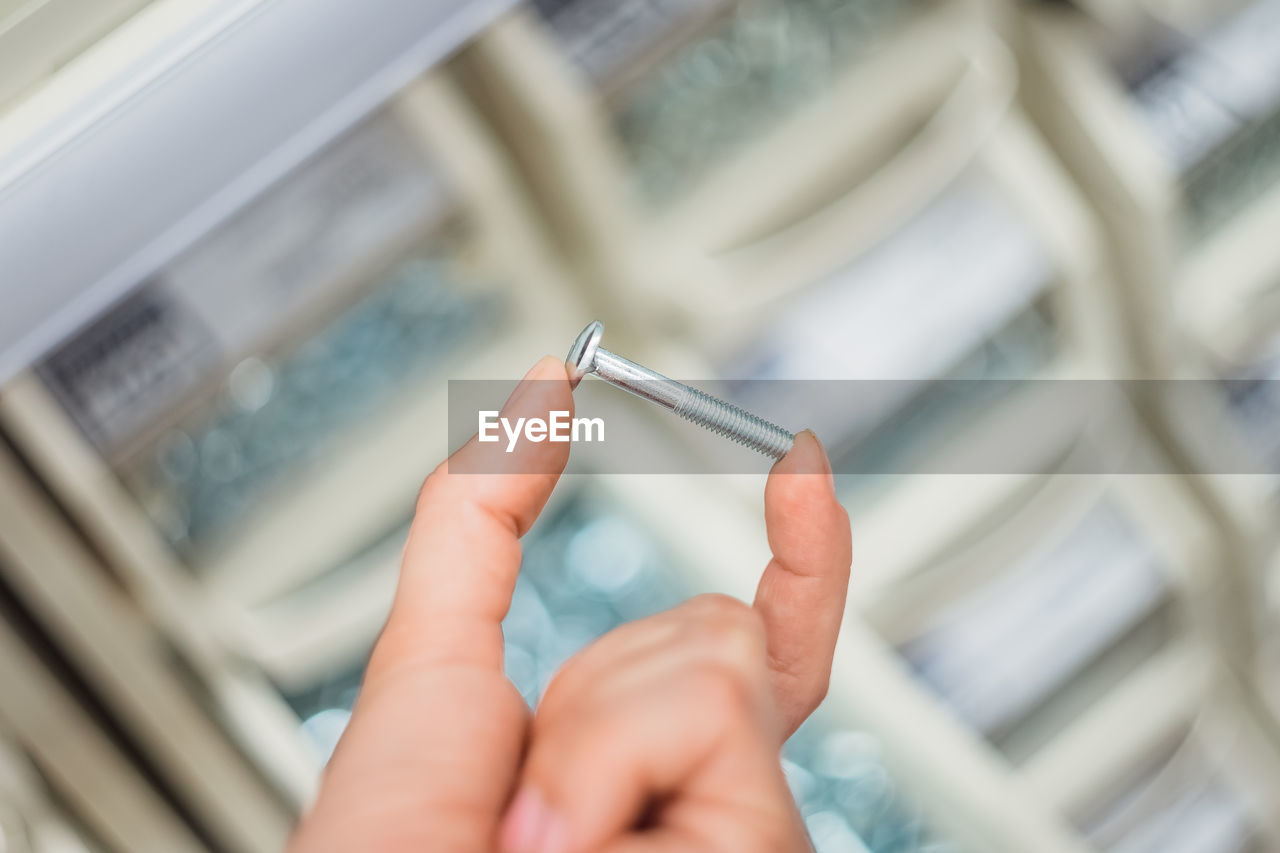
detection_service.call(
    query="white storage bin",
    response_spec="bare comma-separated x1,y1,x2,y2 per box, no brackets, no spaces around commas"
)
455,0,1017,338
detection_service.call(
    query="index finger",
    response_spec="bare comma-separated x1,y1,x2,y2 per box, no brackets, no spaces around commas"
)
754,429,853,736
368,355,575,681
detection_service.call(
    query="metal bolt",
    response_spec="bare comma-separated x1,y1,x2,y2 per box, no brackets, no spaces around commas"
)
565,321,794,460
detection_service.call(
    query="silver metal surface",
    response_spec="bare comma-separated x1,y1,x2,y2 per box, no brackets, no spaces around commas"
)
566,320,795,460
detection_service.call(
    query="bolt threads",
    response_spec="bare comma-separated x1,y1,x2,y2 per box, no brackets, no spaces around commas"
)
673,387,794,461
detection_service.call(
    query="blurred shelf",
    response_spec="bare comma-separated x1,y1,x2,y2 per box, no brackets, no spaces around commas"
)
1023,1,1280,695
652,103,1113,389
3,72,582,592
0,0,153,110
823,620,1094,853
1024,0,1280,375
881,469,1220,753
650,6,1013,256
1063,0,1257,37
1070,700,1280,850
1179,180,1280,369
0,735,108,853
0,0,519,385
0,646,197,853
456,0,1013,333
862,463,1122,637
0,68,585,812
671,104,1129,615
839,358,1102,610
625,109,1115,440
664,142,1049,360
1018,640,1207,817
0,442,296,853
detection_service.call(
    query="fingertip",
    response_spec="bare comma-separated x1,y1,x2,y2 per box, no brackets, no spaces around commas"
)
445,355,575,479
526,354,571,383
507,355,574,418
499,356,574,474
763,429,850,573
770,429,834,484
757,432,851,735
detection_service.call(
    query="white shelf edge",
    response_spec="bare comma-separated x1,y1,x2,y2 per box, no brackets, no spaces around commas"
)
0,0,518,385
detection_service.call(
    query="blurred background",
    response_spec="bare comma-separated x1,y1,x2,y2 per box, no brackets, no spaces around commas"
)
1,0,1280,850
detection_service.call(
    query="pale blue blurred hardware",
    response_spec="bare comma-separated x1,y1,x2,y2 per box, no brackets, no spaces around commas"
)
1126,0,1280,239
1183,107,1280,239
590,0,923,202
125,252,498,556
289,493,958,853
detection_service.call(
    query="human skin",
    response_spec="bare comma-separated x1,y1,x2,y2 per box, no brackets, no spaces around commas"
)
288,356,852,852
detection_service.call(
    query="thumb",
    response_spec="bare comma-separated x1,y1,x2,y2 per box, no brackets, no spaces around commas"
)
500,599,802,853
502,672,786,853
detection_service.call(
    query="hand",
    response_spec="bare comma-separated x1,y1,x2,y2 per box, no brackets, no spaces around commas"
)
499,429,851,853
499,595,816,853
288,357,851,852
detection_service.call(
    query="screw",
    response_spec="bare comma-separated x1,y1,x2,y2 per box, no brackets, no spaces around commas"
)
565,321,795,460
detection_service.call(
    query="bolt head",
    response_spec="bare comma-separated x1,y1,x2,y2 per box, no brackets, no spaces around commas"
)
566,320,604,388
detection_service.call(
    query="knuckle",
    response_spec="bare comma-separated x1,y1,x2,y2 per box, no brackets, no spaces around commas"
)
686,594,763,638
682,596,767,679
769,655,831,727
688,592,749,619
414,461,450,513
691,595,764,646
534,650,592,726
804,677,830,717
693,664,759,720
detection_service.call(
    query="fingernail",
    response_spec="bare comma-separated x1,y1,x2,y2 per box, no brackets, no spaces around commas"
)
799,430,833,475
792,430,835,490
522,356,558,382
504,356,564,414
500,787,566,853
